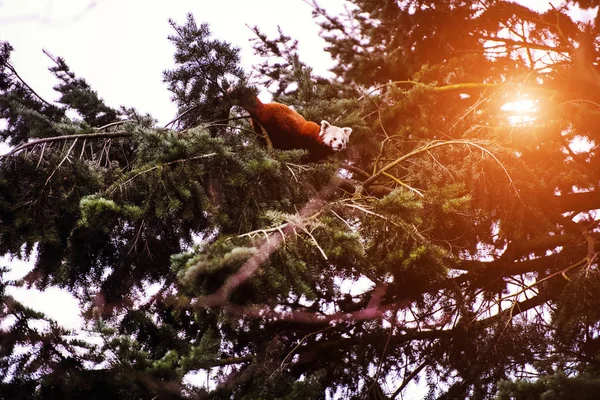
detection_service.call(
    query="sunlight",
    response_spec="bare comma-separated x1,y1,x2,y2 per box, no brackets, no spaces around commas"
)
501,97,539,125
569,135,595,154
501,99,537,113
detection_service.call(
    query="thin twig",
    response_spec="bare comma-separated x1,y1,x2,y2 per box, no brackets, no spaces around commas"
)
164,105,199,128
361,140,518,198
366,323,394,395
381,171,424,197
389,358,430,399
330,209,354,230
95,120,133,131
79,138,87,159
44,138,78,186
106,153,218,195
5,62,54,107
272,326,330,378
36,143,46,169
303,227,328,260
240,222,289,240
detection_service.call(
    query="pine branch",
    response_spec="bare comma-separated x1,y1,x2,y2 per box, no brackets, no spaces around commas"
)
456,252,565,276
358,81,559,101
478,34,572,53
500,232,580,261
305,328,453,354
105,153,218,196
4,61,54,107
359,81,514,101
194,175,343,308
2,131,132,158
188,123,256,136
361,140,517,198
202,355,254,368
475,257,588,321
389,358,430,400
296,290,553,360
554,191,600,213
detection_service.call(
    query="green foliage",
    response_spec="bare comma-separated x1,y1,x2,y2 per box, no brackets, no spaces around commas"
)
0,42,66,145
46,50,120,127
496,372,600,400
163,14,250,133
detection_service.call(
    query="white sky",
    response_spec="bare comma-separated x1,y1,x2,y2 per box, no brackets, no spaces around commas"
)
0,0,344,125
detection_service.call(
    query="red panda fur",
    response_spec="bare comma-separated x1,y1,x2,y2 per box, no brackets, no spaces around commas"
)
241,97,351,160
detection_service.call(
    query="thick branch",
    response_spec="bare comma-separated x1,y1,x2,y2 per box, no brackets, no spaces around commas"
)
457,252,566,275
359,80,558,102
479,290,553,329
478,34,571,53
554,191,600,213
302,290,552,358
501,233,580,261
200,355,254,368
304,328,452,355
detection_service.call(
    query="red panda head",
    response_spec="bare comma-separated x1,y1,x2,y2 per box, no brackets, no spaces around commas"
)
319,120,352,151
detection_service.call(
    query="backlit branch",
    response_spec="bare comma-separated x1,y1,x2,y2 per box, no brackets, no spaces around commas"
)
361,140,517,198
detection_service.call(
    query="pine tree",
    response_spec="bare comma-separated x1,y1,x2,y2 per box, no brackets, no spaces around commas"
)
163,14,250,134
2,2,600,399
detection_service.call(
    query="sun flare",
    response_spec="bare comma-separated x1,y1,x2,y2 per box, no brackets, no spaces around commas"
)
501,98,539,125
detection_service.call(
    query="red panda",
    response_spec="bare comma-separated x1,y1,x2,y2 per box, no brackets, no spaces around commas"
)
241,97,352,160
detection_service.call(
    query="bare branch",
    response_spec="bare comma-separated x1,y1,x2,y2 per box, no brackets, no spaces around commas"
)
4,62,54,107
2,131,132,158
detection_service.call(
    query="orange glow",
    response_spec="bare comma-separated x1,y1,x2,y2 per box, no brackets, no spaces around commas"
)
501,98,539,125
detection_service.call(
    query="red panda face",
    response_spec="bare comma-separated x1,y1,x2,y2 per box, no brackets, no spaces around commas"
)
319,120,353,151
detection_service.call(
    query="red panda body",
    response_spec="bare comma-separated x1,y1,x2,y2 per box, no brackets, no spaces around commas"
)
252,101,322,150
242,97,352,160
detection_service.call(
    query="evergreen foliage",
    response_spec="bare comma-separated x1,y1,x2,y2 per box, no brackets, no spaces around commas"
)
2,2,600,399
163,14,250,133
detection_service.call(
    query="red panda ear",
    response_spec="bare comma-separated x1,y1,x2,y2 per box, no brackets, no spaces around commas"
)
320,120,330,136
343,127,352,138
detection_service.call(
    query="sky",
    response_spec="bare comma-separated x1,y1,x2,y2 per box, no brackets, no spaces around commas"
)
0,0,345,125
